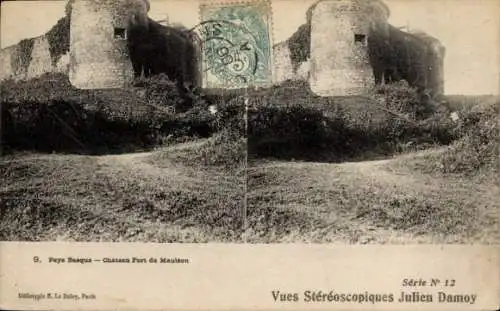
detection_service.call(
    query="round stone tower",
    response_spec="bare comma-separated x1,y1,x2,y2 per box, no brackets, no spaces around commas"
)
309,0,389,96
69,0,150,89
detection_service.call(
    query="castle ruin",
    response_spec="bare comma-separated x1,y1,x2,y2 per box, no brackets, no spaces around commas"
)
273,0,445,98
0,0,445,98
0,0,200,91
69,0,150,89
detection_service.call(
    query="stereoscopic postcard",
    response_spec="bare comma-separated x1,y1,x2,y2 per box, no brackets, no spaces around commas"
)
0,0,498,310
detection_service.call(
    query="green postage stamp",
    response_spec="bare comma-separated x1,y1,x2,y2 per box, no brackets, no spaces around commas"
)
196,0,272,89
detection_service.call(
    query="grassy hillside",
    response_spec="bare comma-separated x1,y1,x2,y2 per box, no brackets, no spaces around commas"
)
1,72,497,244
245,82,498,244
0,139,244,242
246,150,498,244
0,73,245,242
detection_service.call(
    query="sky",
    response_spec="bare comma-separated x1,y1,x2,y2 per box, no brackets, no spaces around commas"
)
1,0,499,95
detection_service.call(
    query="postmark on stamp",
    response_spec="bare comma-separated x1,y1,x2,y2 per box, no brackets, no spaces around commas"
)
194,0,272,89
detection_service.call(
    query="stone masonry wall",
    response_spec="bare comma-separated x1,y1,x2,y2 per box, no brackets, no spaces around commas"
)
0,0,443,97
0,45,17,81
69,0,149,89
272,41,295,83
272,0,444,98
27,36,54,79
310,0,378,96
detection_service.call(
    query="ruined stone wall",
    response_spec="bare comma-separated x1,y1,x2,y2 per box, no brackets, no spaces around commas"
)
272,0,391,96
309,0,388,96
368,25,446,97
0,0,199,90
0,45,17,81
127,19,201,88
272,41,295,83
1,0,443,96
0,14,70,84
0,38,46,82
27,36,54,79
55,53,70,73
272,0,444,98
69,0,150,89
273,42,311,84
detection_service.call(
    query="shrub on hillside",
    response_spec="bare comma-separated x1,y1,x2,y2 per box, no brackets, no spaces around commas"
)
168,96,246,169
212,96,246,137
198,129,246,169
247,80,456,161
400,99,498,176
248,102,334,159
133,74,218,142
0,73,82,102
134,74,185,112
1,73,216,154
1,99,168,153
198,96,246,169
359,82,453,148
372,81,440,119
438,100,498,175
165,128,246,170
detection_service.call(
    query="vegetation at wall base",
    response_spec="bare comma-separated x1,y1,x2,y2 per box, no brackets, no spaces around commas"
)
0,72,245,242
287,24,311,71
399,97,499,177
247,80,459,162
150,96,246,171
12,38,35,75
0,73,229,155
46,16,71,66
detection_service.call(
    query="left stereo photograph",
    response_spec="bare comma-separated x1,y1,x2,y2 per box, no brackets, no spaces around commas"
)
0,0,254,243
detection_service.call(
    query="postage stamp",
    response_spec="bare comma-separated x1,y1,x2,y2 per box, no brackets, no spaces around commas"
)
195,0,272,89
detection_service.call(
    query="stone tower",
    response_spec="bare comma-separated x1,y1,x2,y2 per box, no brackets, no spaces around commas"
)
309,0,389,96
69,0,150,89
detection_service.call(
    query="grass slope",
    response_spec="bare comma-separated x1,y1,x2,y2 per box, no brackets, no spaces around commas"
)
0,139,244,242
2,140,496,244
246,148,499,244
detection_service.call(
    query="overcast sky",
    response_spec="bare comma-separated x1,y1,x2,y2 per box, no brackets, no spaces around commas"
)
1,0,498,95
